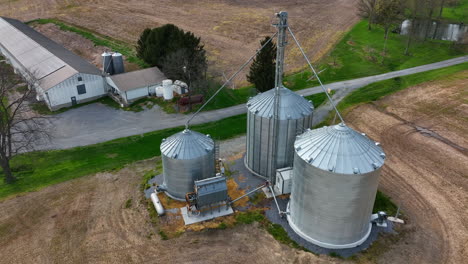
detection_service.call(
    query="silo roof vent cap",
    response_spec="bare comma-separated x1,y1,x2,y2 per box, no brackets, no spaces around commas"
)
353,167,360,174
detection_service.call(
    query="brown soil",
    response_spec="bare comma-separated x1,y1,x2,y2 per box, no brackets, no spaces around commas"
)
345,71,468,264
0,158,327,263
0,0,359,83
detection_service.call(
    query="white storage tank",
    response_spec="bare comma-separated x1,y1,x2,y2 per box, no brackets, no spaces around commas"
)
155,85,164,97
287,123,386,249
160,129,215,200
245,86,313,182
162,79,174,100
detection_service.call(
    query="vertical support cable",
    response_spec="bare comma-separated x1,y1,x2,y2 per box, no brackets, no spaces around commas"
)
287,27,345,124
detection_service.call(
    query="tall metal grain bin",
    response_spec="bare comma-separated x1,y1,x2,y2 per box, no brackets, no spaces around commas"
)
245,86,313,181
160,129,215,200
288,123,386,249
112,52,125,74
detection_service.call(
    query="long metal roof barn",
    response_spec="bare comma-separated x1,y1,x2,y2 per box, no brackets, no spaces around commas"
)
0,17,101,90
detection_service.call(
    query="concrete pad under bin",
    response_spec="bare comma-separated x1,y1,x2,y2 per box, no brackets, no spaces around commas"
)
181,206,234,225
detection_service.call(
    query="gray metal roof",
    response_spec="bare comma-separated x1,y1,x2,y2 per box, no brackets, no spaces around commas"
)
247,86,313,119
294,123,386,174
109,67,166,92
0,17,101,90
1,17,101,75
161,129,214,160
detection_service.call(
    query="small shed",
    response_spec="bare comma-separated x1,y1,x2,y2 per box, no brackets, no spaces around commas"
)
106,67,166,105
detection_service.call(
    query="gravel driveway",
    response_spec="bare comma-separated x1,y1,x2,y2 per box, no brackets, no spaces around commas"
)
37,56,468,150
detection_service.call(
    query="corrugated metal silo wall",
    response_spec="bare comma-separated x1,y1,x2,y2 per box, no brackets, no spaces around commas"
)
162,151,215,200
289,152,381,246
246,111,313,181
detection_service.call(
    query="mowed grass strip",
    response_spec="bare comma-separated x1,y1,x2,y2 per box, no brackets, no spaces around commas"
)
27,18,148,68
0,115,247,200
315,62,468,127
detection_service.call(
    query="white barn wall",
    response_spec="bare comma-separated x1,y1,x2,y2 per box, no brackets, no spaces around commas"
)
46,73,105,109
125,87,150,101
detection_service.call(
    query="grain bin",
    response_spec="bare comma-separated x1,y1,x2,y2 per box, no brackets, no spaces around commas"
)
112,52,125,74
287,123,386,249
101,52,113,75
245,86,313,182
160,129,215,200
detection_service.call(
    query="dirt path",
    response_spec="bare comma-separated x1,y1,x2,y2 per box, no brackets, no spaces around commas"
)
0,0,359,82
345,71,468,264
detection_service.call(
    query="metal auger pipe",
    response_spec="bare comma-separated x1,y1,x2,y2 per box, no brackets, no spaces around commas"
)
287,26,345,125
184,32,278,129
269,185,285,217
229,183,267,205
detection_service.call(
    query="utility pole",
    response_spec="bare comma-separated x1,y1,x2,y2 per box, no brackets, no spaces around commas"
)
270,11,288,184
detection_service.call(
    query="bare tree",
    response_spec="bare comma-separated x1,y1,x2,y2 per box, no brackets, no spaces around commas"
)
0,61,50,184
374,0,403,57
357,0,377,30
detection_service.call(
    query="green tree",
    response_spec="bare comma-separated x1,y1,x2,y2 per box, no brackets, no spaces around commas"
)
136,24,207,79
247,36,276,93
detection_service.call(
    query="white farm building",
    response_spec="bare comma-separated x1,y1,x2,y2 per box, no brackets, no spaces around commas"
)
0,17,170,111
107,67,166,105
0,17,106,110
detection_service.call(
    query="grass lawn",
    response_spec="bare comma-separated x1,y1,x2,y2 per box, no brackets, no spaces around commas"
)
0,114,247,200
283,20,466,92
442,0,468,23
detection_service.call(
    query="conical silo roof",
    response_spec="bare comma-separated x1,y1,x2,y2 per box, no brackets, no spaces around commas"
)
294,123,385,174
247,86,313,120
161,129,214,160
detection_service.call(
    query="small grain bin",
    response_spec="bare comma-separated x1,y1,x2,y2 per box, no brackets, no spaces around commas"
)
287,123,386,249
101,51,113,74
112,52,125,74
245,86,313,182
160,129,215,200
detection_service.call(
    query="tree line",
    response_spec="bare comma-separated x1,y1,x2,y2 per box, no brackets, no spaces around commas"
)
358,0,464,55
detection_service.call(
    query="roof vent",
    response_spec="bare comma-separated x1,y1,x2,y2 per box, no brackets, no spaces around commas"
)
353,167,360,174
372,162,379,169
307,157,314,163
173,153,178,159
380,153,386,159
375,142,381,146
162,138,166,142
361,133,366,136
206,134,211,138
296,146,302,151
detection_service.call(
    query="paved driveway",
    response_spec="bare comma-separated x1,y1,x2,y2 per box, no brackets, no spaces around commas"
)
39,56,468,150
